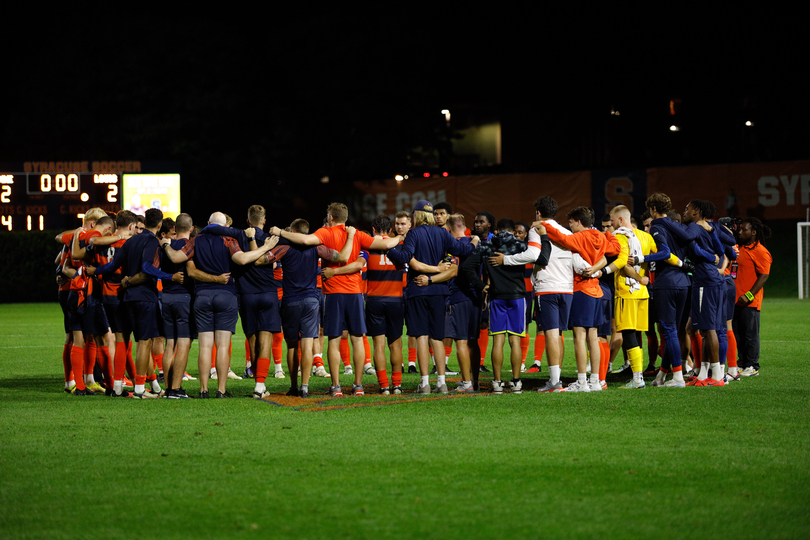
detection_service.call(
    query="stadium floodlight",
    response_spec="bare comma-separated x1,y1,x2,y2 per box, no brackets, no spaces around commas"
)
798,221,810,299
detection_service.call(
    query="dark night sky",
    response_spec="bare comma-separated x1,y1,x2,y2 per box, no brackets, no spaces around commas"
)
2,7,806,225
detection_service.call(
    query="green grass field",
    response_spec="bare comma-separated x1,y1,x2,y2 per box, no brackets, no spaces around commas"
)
1,300,809,540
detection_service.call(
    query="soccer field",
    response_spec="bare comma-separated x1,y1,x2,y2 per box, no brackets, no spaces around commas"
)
1,300,809,540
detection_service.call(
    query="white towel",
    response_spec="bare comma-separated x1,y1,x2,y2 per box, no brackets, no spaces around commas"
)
615,226,642,293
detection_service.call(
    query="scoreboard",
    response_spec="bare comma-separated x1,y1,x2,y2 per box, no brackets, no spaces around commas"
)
0,161,181,231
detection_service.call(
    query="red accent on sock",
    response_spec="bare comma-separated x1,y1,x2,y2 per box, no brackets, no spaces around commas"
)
599,341,610,381
672,365,683,372
84,341,97,375
70,346,86,390
520,335,530,361
245,338,251,366
445,345,452,359
408,348,417,364
99,346,113,389
364,337,371,362
534,334,546,363
153,352,164,371
62,344,72,382
313,355,324,368
114,342,127,381
479,328,489,364
255,358,270,383
340,337,351,366
272,332,283,363
211,345,217,366
692,334,703,369
134,375,147,386
392,370,402,387
147,372,157,382
727,330,738,368
376,369,389,388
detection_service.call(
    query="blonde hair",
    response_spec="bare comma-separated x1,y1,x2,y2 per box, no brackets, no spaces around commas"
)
446,213,466,231
84,207,106,224
412,210,435,228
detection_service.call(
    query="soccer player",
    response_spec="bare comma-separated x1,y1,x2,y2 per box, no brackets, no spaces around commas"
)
513,221,534,372
473,211,496,373
733,218,772,377
542,207,608,392
254,218,351,398
387,200,479,393
269,203,402,397
500,197,571,393
393,211,419,374
463,218,528,393
433,202,453,230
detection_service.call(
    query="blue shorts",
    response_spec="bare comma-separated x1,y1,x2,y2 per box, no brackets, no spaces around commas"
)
59,290,70,333
489,297,527,336
535,293,573,332
322,293,366,337
570,290,603,329
366,296,404,339
523,291,534,329
405,295,446,340
103,301,129,336
597,283,612,337
648,295,658,328
281,297,320,340
194,290,238,334
724,275,736,321
653,288,688,328
240,291,281,334
445,299,481,341
161,292,193,340
691,285,724,332
126,300,162,341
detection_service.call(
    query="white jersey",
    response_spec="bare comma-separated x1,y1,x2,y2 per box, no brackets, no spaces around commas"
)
503,219,574,294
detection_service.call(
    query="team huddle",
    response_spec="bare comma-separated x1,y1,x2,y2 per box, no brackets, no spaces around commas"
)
54,193,772,399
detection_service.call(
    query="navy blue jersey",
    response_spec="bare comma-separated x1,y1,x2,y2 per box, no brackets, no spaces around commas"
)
649,218,690,290
446,237,481,305
387,225,475,297
182,233,241,293
200,225,279,295
96,230,162,302
269,238,336,303
161,238,194,295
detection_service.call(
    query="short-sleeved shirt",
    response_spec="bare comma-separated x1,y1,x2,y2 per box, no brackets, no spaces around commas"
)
182,234,242,293
734,242,772,310
266,239,336,303
366,236,405,298
313,224,375,295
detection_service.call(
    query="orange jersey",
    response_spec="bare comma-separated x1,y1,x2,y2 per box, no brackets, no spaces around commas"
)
95,237,127,301
734,242,772,310
313,224,375,294
366,241,405,298
544,226,607,298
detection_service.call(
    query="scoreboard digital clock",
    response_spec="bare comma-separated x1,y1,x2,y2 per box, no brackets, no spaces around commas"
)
0,161,181,232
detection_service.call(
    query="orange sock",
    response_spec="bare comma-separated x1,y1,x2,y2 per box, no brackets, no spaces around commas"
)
340,337,351,366
313,354,324,368
445,345,452,360
114,342,127,381
255,358,270,383
727,330,738,367
520,335,530,362
392,370,402,387
153,352,164,372
70,345,86,390
408,348,416,364
364,337,371,363
99,346,113,388
126,343,135,380
272,333,283,365
211,345,217,367
84,342,97,378
134,374,147,386
599,341,610,380
62,343,72,382
245,339,251,367
534,334,546,364
691,334,703,370
479,328,489,364
376,369,389,388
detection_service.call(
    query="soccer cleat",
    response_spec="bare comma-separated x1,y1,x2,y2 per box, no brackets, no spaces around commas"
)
253,390,271,400
352,384,364,396
380,386,390,396
600,380,607,390
588,381,603,392
274,369,285,379
183,372,196,381
165,388,190,399
724,372,741,383
563,381,591,393
455,383,474,393
526,363,542,374
416,383,431,394
210,369,218,380
227,369,242,380
508,380,523,394
392,386,403,395
242,367,254,379
429,366,437,375
662,380,686,388
286,387,299,397
314,366,329,378
407,365,417,374
612,363,631,375
330,386,344,397
433,384,449,394
147,388,165,398
123,377,133,388
622,379,646,389
445,369,459,376
520,363,526,373
479,365,491,373
651,379,665,387
740,367,759,377
131,391,158,399
363,364,376,375
343,366,353,375
704,378,725,387
537,380,563,393
491,381,504,394
215,391,234,398
64,384,75,394
199,391,210,399
86,382,106,394
300,387,310,398
71,388,91,396
111,389,132,398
